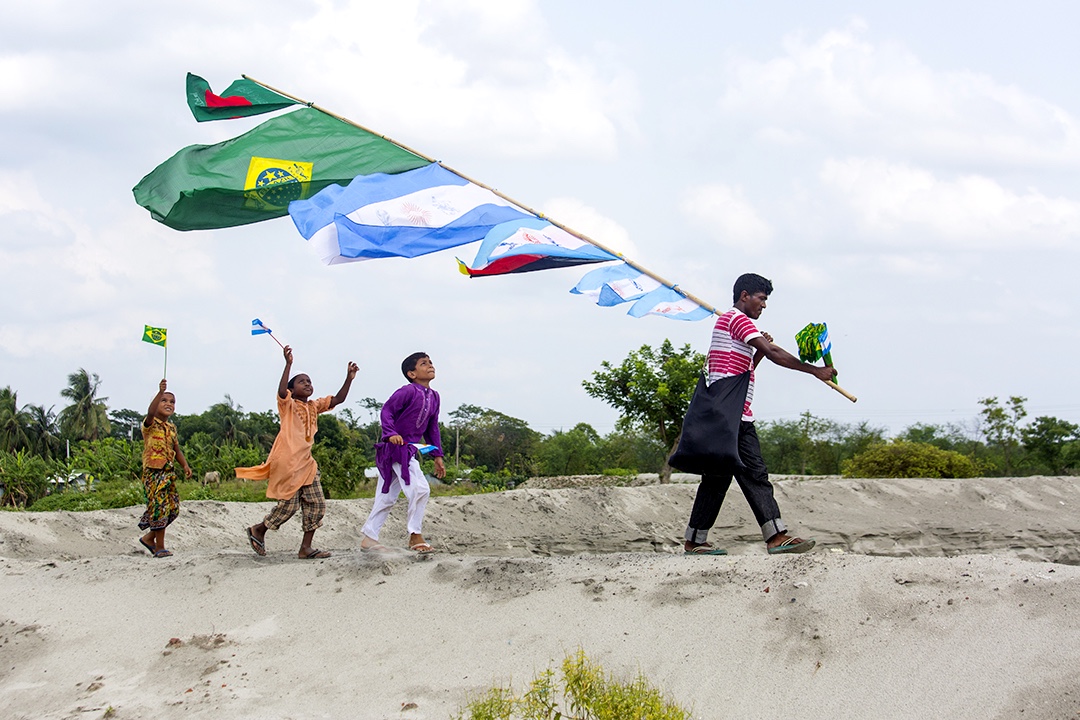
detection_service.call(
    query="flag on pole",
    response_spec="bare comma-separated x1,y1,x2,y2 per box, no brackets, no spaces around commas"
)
570,263,662,306
186,73,299,122
796,322,835,379
289,163,536,265
251,318,285,348
627,286,712,321
132,107,429,231
142,325,167,347
457,219,618,277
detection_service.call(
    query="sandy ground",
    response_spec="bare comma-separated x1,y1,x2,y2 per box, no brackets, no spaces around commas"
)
1,476,1079,719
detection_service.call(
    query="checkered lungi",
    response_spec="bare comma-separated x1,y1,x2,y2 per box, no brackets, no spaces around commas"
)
263,473,326,532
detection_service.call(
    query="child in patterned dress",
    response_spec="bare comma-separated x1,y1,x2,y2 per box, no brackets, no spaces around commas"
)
138,379,192,558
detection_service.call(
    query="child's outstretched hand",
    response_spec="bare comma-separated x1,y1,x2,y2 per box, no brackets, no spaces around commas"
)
388,434,404,445
346,361,359,380
159,379,168,394
761,331,774,344
283,345,293,365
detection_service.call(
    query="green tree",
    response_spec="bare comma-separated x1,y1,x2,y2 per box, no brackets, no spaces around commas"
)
535,423,603,476
1021,416,1080,474
582,340,703,482
109,408,143,441
0,387,31,453
449,404,539,478
978,396,1027,475
24,404,63,460
58,369,111,441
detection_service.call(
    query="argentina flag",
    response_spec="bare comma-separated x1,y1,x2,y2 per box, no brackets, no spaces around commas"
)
289,163,536,265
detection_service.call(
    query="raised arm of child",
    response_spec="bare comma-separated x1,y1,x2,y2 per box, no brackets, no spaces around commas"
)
277,345,294,399
329,362,359,409
145,379,168,426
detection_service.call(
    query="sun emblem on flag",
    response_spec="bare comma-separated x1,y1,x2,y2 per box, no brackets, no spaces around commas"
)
399,201,432,227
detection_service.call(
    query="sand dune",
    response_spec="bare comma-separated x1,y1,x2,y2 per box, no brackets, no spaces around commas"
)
1,476,1079,719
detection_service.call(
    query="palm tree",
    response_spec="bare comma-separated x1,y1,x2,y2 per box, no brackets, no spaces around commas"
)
23,404,63,460
58,369,111,441
0,386,31,452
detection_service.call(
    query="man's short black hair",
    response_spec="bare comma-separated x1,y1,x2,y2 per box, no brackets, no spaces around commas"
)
733,273,774,304
401,352,429,381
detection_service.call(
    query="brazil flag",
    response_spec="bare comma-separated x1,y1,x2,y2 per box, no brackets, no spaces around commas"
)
132,108,429,231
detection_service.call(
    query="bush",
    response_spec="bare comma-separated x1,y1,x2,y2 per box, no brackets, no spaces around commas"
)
0,450,55,508
454,650,692,720
842,440,982,478
66,438,142,483
29,480,145,512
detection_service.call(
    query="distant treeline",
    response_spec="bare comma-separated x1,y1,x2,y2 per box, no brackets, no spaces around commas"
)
2,357,1077,509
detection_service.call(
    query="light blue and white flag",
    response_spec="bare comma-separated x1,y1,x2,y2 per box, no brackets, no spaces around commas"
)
627,286,712,321
288,163,536,265
459,218,618,277
570,262,662,306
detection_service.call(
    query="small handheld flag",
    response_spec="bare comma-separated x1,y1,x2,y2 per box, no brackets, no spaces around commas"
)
795,323,833,377
251,318,285,349
795,322,856,403
142,325,168,377
143,326,167,347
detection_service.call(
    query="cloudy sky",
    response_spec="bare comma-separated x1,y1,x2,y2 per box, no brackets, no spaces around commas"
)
3,0,1079,437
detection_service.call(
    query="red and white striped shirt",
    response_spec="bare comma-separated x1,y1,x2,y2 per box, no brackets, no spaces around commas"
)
707,309,762,420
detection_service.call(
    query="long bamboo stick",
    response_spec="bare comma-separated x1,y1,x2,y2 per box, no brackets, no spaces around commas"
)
242,75,857,403
241,74,721,315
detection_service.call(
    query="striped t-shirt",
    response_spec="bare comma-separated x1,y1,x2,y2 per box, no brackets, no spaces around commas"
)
707,309,762,421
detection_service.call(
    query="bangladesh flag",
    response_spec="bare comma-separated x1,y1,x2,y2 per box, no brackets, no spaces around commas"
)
186,73,298,122
132,108,430,231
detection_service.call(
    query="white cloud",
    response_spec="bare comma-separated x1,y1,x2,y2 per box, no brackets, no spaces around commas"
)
821,156,1080,247
719,20,1080,166
276,0,636,160
539,197,636,258
679,184,772,248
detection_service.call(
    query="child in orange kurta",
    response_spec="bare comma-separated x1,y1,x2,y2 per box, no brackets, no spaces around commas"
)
238,345,358,559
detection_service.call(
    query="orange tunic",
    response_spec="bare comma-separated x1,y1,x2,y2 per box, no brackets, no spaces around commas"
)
236,391,333,500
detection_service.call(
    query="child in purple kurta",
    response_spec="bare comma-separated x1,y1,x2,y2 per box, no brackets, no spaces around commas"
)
360,352,446,554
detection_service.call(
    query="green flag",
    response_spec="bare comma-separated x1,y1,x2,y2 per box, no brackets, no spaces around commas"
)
186,73,299,122
143,325,167,347
132,108,430,231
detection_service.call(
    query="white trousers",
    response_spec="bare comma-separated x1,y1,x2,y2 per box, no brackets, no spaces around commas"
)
361,457,430,541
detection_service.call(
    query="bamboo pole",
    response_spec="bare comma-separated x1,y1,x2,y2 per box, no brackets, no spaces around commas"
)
243,75,857,403
242,74,722,315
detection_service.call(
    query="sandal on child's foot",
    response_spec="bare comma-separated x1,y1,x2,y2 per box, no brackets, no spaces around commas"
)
409,542,435,555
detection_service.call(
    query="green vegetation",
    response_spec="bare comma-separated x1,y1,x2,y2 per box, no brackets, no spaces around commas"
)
3,349,1079,509
454,650,692,720
842,440,983,478
583,339,703,483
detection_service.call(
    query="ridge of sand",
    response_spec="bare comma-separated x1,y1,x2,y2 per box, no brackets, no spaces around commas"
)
1,477,1078,719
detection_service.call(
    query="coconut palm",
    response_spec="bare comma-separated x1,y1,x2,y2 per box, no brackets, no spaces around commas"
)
58,369,111,441
0,386,31,452
23,404,63,460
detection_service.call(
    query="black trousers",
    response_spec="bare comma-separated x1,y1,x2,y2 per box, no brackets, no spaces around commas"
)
685,421,786,544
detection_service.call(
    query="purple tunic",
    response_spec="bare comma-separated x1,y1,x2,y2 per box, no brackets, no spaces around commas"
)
374,383,443,492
